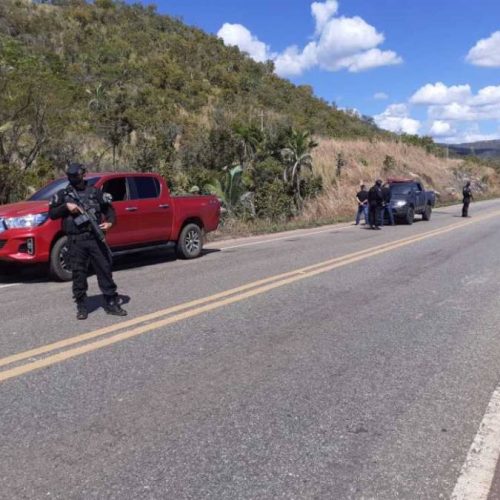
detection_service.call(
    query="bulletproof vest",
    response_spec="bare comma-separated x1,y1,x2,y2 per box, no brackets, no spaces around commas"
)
63,185,102,235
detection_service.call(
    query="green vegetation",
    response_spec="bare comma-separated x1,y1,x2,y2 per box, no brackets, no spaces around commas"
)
1,0,391,221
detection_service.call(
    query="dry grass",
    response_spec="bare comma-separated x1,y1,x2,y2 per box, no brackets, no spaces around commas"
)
302,138,500,222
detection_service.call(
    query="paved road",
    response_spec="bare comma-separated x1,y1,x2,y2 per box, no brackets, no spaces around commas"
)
2,200,500,499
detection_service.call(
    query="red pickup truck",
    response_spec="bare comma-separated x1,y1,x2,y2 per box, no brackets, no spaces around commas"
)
0,172,220,280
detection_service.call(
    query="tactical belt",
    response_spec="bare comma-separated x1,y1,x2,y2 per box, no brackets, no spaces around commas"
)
69,232,94,241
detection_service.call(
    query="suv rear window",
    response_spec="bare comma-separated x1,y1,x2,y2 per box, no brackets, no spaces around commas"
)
129,177,160,199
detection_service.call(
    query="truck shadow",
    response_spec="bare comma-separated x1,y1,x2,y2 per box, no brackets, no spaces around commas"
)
0,248,221,285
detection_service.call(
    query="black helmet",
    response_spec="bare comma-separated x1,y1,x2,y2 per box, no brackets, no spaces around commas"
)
66,163,86,176
375,179,383,186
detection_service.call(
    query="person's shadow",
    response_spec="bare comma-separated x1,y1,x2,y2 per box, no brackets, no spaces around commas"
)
86,293,131,314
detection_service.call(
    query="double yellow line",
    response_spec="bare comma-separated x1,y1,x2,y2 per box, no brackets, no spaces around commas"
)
1,210,498,384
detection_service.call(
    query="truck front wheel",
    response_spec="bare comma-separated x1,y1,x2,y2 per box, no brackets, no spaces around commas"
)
49,236,73,281
176,223,203,259
405,207,415,225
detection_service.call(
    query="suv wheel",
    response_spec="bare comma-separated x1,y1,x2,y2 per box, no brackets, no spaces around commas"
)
49,236,72,281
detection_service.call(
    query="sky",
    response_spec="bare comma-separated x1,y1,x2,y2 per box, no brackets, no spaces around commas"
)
131,0,500,144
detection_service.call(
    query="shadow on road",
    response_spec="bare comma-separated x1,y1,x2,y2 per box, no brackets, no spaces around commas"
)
0,247,221,285
86,293,131,314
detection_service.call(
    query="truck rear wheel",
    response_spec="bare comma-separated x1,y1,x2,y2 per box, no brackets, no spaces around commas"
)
49,236,72,281
422,205,432,221
405,207,415,225
176,223,203,259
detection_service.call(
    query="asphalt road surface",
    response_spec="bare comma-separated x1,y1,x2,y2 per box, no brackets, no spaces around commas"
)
2,200,500,499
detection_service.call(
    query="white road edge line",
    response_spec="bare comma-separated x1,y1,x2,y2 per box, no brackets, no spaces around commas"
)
452,385,500,499
212,224,352,251
0,284,19,289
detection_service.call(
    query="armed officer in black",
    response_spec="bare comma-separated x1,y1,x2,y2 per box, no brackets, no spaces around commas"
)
462,181,473,217
368,179,384,229
49,163,127,320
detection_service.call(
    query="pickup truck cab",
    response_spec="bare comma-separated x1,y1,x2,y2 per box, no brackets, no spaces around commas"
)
388,179,436,224
0,172,220,280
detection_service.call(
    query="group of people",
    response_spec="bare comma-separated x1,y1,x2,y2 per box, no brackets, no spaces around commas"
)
355,179,475,229
355,180,394,230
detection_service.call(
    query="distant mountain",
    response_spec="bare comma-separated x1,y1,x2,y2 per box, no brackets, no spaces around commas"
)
445,140,500,159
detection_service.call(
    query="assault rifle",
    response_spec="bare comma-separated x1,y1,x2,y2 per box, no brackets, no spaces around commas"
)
68,188,113,263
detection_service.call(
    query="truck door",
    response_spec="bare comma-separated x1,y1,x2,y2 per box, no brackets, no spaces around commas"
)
99,176,131,247
414,182,425,210
126,175,173,244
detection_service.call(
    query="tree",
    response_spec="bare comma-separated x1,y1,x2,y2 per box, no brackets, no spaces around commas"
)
281,129,318,210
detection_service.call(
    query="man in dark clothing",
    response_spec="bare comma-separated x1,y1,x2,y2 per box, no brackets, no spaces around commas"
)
49,163,127,320
462,181,473,217
368,179,384,229
379,182,395,226
355,184,369,225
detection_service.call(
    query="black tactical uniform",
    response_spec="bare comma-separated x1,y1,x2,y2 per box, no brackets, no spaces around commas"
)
368,180,384,229
462,182,473,217
49,163,127,320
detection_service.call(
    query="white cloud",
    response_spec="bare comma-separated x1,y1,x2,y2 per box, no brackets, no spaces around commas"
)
374,104,421,135
331,48,402,73
218,1,402,77
311,0,338,35
430,102,500,121
374,92,389,100
466,31,500,67
274,42,317,77
410,82,471,105
315,16,384,63
470,85,500,105
217,23,273,63
429,120,453,137
409,83,500,123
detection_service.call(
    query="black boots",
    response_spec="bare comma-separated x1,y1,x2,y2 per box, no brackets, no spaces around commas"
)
76,303,88,320
104,296,127,316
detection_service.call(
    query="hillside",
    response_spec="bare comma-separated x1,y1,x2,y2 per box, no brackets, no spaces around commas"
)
446,140,500,159
0,0,386,202
302,138,500,223
1,0,499,230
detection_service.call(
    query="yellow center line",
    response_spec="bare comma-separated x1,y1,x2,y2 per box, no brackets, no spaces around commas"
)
0,222,458,369
0,210,498,383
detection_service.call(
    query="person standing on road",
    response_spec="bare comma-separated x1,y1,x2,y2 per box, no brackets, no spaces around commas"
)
368,179,384,230
355,184,369,225
380,182,395,226
48,163,127,320
462,181,474,217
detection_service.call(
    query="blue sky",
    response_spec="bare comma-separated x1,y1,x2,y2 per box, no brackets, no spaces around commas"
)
132,0,500,143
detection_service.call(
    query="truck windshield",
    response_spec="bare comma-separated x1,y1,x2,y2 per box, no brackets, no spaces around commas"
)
390,184,413,195
29,178,98,201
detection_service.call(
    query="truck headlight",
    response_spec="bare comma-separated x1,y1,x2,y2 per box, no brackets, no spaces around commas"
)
4,213,49,229
394,200,407,208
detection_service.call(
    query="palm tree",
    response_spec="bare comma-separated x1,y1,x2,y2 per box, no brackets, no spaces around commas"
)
281,129,318,210
233,124,263,169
